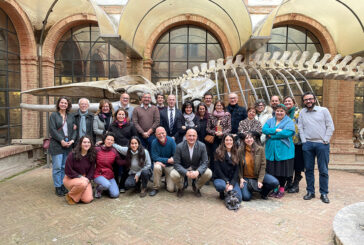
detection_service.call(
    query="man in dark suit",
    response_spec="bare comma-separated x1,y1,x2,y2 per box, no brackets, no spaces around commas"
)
171,129,212,197
159,94,183,139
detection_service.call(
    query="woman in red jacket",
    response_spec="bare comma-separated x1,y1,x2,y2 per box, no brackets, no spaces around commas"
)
63,135,96,205
94,133,125,199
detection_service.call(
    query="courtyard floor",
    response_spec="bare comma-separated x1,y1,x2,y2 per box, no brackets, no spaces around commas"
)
0,167,363,245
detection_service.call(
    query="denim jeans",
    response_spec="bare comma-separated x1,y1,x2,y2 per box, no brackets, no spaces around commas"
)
302,141,330,195
94,176,119,198
138,134,156,154
52,152,69,187
240,174,279,201
213,179,242,203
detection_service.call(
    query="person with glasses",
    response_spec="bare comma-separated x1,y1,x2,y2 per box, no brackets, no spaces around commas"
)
226,92,247,136
298,92,334,204
114,93,134,119
203,92,214,114
254,99,273,144
93,99,114,142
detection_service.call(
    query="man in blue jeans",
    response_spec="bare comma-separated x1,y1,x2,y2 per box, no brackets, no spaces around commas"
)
298,92,335,203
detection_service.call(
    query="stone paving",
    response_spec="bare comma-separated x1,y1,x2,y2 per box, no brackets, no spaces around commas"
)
0,167,364,245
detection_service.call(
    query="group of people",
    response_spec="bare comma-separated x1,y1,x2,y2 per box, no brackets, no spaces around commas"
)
48,90,334,206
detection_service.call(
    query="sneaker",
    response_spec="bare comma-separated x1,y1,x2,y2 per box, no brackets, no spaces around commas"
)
140,188,147,198
149,189,159,197
275,191,285,199
119,188,126,193
268,190,278,198
94,186,102,199
65,193,76,205
194,189,202,198
61,185,68,195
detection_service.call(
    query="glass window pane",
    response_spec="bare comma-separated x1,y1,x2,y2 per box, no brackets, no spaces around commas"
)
0,109,7,126
73,26,90,42
110,62,122,78
188,44,206,61
152,44,169,61
170,62,187,77
207,33,218,43
307,31,319,43
9,91,20,106
8,72,20,89
159,33,169,43
267,44,286,53
91,26,100,42
0,127,7,145
287,26,306,43
9,108,21,124
152,62,169,78
207,44,224,60
170,28,187,43
8,54,19,72
10,126,21,139
307,44,323,55
0,74,5,88
61,77,73,85
270,27,287,42
8,33,19,54
170,44,187,61
189,27,206,43
91,43,108,60
0,92,5,107
287,43,305,53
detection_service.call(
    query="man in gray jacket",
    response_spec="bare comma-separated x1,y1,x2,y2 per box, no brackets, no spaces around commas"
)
170,129,212,197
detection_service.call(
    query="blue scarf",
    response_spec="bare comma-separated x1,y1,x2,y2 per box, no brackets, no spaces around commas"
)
266,115,295,147
79,110,88,138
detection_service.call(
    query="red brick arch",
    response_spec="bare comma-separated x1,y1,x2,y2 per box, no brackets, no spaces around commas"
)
274,13,337,56
144,14,233,59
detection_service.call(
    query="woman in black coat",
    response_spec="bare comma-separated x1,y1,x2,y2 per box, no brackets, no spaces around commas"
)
174,101,198,144
195,102,209,143
107,108,137,192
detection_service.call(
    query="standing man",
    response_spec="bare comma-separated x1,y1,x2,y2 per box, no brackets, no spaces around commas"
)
149,127,177,196
171,129,212,197
298,92,334,204
74,98,94,144
226,92,247,135
270,95,281,115
156,93,165,111
132,92,160,150
114,93,134,119
160,94,183,139
203,92,214,114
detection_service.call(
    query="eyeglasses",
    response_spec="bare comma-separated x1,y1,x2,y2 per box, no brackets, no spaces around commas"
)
303,98,315,102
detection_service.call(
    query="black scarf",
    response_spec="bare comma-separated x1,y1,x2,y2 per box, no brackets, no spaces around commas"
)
98,112,112,131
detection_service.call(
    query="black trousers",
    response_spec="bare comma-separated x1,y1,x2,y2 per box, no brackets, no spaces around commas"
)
125,169,151,189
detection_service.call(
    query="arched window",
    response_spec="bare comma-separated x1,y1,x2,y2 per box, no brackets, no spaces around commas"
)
54,24,126,86
265,25,324,103
0,9,21,145
152,25,224,82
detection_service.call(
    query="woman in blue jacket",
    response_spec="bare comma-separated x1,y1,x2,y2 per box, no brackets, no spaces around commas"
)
262,104,295,198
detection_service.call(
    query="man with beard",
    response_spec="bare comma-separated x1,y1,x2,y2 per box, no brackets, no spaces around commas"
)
270,95,281,115
298,92,334,204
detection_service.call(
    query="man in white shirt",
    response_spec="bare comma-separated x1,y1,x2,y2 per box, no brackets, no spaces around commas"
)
159,94,183,139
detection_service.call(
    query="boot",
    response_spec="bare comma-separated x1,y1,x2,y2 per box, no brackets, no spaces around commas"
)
55,187,64,197
140,187,147,198
285,177,293,191
288,174,302,193
61,185,68,195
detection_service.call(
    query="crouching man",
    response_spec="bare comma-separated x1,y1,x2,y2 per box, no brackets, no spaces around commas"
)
171,129,212,198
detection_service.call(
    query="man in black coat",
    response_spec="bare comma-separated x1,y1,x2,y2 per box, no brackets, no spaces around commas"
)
226,92,247,135
170,129,212,198
159,94,183,139
73,98,94,144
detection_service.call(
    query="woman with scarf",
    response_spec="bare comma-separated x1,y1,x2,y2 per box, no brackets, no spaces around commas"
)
175,101,198,144
237,107,262,144
254,99,273,144
93,99,113,142
283,96,304,193
108,108,137,193
63,135,96,205
262,104,295,198
113,136,152,198
206,100,231,173
94,133,125,199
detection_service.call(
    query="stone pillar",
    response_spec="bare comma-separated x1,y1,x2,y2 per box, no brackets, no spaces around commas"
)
21,56,39,139
127,57,143,75
143,58,153,81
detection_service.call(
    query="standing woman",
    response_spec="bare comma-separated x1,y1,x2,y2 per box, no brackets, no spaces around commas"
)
213,134,242,202
108,108,137,192
63,136,96,205
262,104,295,198
195,102,209,143
206,100,231,173
283,96,304,193
113,136,152,198
93,99,113,143
254,99,273,144
94,133,125,199
175,101,198,144
237,107,262,143
49,96,76,197
238,132,279,201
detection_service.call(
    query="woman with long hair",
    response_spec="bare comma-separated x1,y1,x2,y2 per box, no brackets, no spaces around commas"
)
49,96,76,197
195,102,209,143
213,134,242,202
63,135,96,205
93,99,114,143
113,136,152,198
94,133,125,199
283,96,304,193
175,101,198,144
239,132,279,201
206,100,231,173
262,104,295,198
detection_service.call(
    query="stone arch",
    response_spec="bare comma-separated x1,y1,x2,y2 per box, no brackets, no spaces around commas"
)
274,13,337,56
144,14,233,60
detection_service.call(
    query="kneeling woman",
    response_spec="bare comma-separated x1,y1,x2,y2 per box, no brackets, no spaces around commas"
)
63,135,96,204
213,134,242,202
239,132,279,201
94,133,125,199
113,136,152,197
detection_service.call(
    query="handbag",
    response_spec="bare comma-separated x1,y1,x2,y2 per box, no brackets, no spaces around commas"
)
246,178,261,193
204,134,215,144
